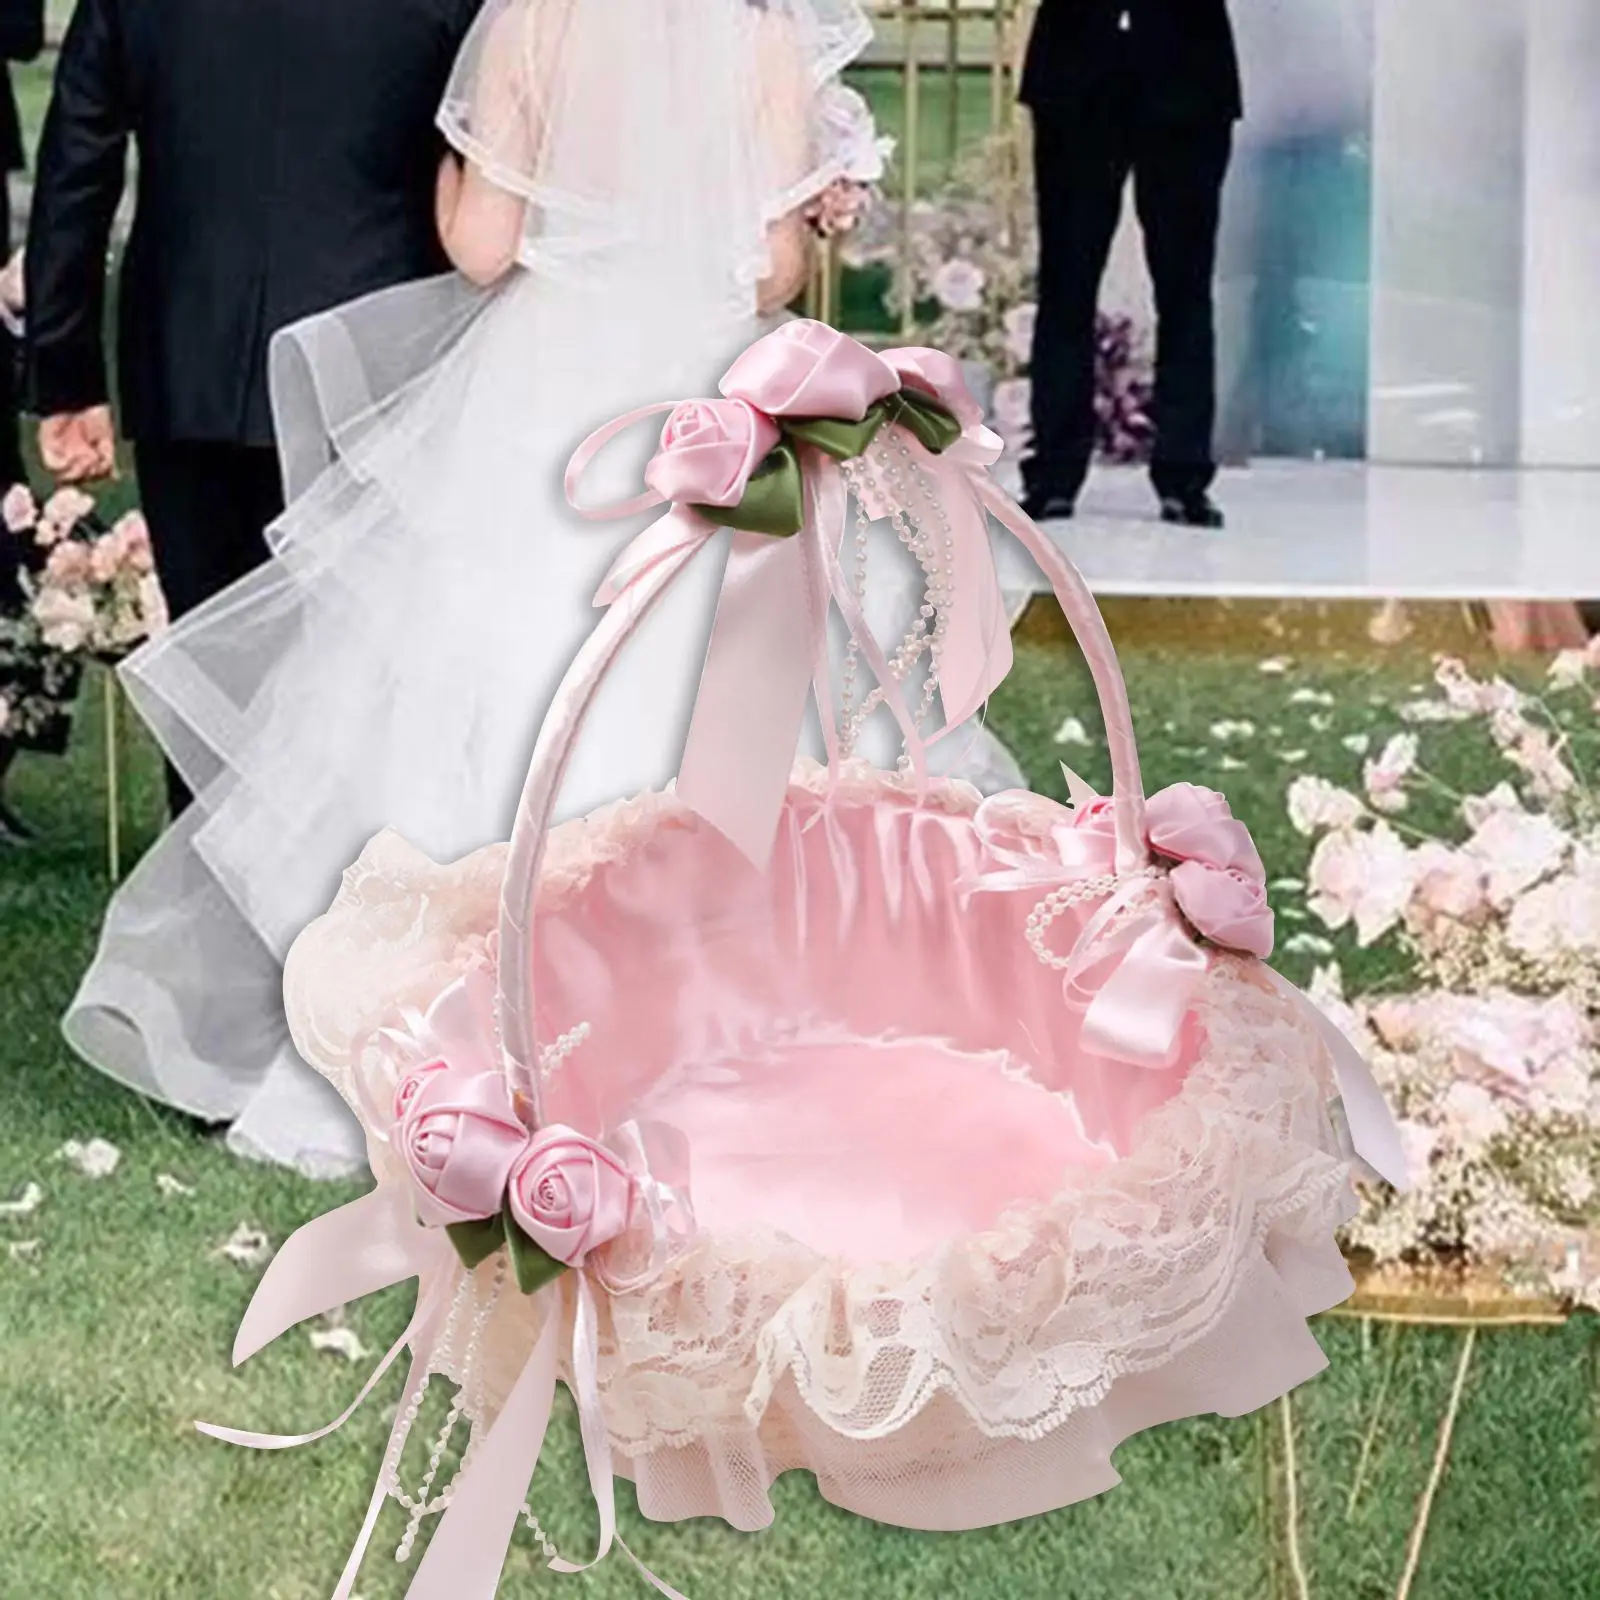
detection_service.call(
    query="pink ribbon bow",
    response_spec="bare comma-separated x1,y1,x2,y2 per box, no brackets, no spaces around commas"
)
970,776,1410,1191
563,319,1014,869
198,968,696,1600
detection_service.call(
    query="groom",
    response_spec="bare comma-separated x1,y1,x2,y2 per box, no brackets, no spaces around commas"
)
1020,0,1241,527
25,0,481,812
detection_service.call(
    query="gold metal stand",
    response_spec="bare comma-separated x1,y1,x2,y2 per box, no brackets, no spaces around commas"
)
1268,1261,1573,1599
847,0,1028,336
103,667,122,881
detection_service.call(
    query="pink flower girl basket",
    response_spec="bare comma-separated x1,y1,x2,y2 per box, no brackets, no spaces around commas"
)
203,323,1408,1598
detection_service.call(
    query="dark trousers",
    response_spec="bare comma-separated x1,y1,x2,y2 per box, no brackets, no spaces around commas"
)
1026,101,1233,504
0,179,24,491
133,440,283,816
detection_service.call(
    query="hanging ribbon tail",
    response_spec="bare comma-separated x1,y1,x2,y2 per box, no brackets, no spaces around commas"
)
330,1281,451,1600
197,1254,454,1453
1262,968,1411,1191
921,454,1011,732
405,1299,563,1600
673,523,814,869
595,506,716,608
229,1185,433,1366
549,1276,617,1575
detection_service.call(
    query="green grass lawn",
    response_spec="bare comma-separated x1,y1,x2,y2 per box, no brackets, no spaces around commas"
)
2,600,1596,1599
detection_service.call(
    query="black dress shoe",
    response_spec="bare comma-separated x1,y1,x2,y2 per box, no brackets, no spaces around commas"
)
1020,492,1076,522
1158,491,1225,529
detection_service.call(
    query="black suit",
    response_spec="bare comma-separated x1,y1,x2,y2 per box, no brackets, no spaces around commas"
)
1021,0,1241,505
24,0,478,811
0,0,42,492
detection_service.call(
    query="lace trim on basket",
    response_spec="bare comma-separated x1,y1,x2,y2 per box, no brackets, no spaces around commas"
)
413,962,1355,1469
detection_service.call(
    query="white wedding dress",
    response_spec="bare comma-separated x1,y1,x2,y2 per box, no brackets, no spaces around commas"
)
62,0,1027,1176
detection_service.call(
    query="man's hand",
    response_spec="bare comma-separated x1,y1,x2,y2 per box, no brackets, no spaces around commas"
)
39,406,118,483
0,249,23,322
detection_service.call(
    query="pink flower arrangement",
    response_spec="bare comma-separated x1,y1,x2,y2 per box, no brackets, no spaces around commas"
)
803,82,890,241
978,776,1275,961
1289,649,1600,1308
803,178,874,240
391,1056,634,1271
9,485,167,659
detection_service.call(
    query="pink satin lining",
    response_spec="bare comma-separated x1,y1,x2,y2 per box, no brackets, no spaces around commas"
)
533,784,1194,1236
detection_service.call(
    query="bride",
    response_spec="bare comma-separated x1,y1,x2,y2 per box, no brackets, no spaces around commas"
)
64,0,1025,1175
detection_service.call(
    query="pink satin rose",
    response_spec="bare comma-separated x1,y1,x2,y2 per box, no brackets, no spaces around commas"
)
1169,860,1275,959
881,346,984,431
392,1058,449,1126
507,1125,634,1268
720,319,898,421
396,1067,531,1227
1145,782,1265,882
644,398,780,510
1069,793,1117,837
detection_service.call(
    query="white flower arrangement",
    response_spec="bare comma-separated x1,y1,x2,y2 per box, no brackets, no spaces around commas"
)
1290,646,1600,1308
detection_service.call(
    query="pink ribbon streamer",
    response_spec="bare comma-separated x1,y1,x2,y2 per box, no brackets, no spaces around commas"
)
911,433,1013,739
1260,966,1411,1191
565,403,1012,869
200,1170,695,1598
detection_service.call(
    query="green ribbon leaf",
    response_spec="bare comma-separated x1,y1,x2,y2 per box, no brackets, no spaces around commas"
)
686,387,962,542
692,438,804,538
446,1212,509,1272
505,1217,570,1296
785,411,888,462
885,387,964,454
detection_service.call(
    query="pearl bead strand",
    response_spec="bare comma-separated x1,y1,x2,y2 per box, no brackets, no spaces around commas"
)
833,432,954,767
390,1259,506,1562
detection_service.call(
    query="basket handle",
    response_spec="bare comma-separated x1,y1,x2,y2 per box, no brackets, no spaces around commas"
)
974,474,1147,860
493,469,1148,1114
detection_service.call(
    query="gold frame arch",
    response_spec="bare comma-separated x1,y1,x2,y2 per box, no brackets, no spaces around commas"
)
806,0,1034,332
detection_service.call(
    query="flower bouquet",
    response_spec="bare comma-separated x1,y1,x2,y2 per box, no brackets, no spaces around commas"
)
803,83,894,243
5,483,168,875
1290,647,1600,1313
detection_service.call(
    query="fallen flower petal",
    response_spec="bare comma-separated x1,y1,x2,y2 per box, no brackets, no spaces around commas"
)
0,1182,44,1218
310,1327,370,1363
55,1138,121,1179
216,1224,273,1268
